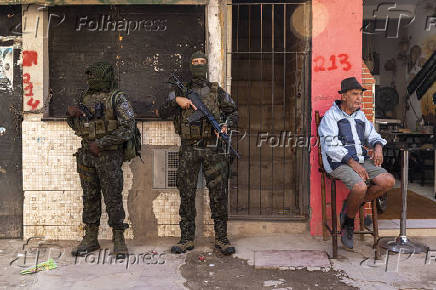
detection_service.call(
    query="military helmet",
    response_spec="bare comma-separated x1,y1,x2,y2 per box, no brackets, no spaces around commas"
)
85,62,116,92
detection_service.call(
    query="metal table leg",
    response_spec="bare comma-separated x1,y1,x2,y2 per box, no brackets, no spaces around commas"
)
379,149,429,254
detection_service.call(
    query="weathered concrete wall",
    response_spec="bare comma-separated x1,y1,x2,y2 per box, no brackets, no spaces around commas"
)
22,5,46,112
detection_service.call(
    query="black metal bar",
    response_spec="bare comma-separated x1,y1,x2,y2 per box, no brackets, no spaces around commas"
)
236,4,240,214
271,3,275,214
294,52,299,212
236,4,240,53
226,51,306,54
282,3,286,214
260,3,263,215
248,4,252,215
302,1,311,216
228,3,306,6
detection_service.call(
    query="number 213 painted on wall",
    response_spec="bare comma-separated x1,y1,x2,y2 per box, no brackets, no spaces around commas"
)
313,54,351,72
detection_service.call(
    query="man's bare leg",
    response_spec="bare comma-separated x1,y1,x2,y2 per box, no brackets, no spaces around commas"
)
345,182,367,218
364,173,395,202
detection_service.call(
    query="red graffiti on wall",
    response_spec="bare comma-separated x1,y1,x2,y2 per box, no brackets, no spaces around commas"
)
23,73,33,96
22,50,38,67
23,72,39,110
313,54,352,72
26,98,40,110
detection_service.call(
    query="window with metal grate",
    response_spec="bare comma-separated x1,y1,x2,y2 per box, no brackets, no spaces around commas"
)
153,149,205,189
167,151,179,188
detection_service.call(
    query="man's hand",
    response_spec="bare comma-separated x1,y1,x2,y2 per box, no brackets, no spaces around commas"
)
89,142,100,157
67,106,84,118
347,159,369,181
372,144,383,167
215,125,228,138
176,97,197,110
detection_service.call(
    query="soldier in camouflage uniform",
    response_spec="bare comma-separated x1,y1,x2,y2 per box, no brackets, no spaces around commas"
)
67,62,135,259
158,51,238,255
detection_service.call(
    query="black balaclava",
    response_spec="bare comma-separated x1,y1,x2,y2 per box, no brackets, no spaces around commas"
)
85,62,117,92
190,51,208,81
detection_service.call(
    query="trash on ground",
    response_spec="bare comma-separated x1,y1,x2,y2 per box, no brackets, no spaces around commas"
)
20,258,57,275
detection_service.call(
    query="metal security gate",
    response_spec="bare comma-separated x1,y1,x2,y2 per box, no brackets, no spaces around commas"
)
226,1,311,219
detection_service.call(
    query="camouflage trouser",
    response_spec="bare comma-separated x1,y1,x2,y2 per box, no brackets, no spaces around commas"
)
176,144,230,241
75,148,128,230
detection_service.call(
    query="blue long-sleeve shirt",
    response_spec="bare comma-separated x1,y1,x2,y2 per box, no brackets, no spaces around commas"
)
318,100,387,173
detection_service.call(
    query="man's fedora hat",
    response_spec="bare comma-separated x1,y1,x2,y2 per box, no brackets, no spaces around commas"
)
338,77,367,94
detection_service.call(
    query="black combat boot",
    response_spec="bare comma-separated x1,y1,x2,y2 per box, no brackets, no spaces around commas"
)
214,220,235,255
170,239,195,254
171,221,195,254
71,224,100,256
112,228,128,259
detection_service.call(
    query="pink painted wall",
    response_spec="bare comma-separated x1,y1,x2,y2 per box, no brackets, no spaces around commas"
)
310,0,363,235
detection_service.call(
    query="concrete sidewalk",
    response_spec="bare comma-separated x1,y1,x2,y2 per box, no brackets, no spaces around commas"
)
233,234,436,289
0,234,435,289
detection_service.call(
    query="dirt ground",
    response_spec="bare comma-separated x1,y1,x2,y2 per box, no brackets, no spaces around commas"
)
181,247,357,290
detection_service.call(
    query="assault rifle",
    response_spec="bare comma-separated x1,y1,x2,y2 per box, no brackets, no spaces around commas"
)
78,103,94,121
169,73,239,158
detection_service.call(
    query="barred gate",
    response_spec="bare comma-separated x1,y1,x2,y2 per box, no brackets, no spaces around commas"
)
225,1,311,219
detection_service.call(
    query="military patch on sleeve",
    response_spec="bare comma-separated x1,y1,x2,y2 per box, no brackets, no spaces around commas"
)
119,101,135,119
168,90,176,100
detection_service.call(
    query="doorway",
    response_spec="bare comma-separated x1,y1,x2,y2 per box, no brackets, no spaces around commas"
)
226,1,311,219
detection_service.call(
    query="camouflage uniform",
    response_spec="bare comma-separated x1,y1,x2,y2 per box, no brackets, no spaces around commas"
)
159,52,238,254
69,94,134,230
67,62,135,257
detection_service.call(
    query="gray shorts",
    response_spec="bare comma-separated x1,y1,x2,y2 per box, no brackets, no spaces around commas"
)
330,159,388,190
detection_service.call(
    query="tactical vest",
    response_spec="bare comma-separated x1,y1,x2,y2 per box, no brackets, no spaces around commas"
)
175,82,221,141
75,90,120,145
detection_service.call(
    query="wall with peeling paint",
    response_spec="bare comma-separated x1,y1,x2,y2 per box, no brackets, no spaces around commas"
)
0,6,23,238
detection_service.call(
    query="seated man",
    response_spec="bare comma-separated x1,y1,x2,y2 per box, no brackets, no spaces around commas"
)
318,77,395,250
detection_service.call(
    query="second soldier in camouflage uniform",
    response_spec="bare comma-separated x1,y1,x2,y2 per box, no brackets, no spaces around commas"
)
67,62,135,259
158,51,238,255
